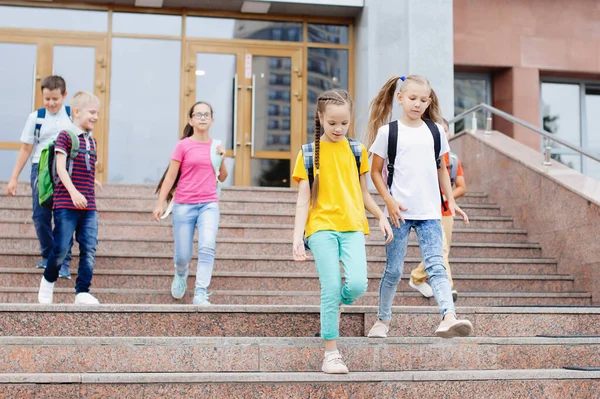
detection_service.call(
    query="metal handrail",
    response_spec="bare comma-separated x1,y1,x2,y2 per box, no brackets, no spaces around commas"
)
448,103,600,165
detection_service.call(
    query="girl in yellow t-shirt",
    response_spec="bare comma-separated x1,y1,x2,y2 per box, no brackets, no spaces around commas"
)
292,89,393,374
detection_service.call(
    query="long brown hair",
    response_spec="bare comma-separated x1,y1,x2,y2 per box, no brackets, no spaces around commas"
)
155,101,214,199
310,89,353,206
365,74,442,149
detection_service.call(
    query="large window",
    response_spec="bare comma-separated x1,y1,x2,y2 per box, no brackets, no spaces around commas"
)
454,73,492,133
541,81,600,179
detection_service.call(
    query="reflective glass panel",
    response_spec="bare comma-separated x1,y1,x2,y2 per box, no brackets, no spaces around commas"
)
186,17,302,41
0,6,107,32
308,24,349,44
53,46,95,106
454,77,489,133
251,159,290,187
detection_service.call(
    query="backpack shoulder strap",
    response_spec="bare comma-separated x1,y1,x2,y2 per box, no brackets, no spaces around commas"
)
65,106,71,117
423,119,441,169
449,152,459,186
34,108,46,143
65,130,80,160
301,142,315,188
347,138,362,179
387,120,399,190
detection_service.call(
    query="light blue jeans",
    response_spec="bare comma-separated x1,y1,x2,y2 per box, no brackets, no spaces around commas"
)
378,219,455,321
307,230,368,340
172,202,220,295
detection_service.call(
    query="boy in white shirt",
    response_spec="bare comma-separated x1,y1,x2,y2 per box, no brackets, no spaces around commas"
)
7,76,73,279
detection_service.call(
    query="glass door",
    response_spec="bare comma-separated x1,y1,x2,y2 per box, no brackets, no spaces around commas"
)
0,33,107,181
186,42,302,187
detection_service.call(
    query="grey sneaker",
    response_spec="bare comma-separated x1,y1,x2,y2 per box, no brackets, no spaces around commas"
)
36,259,47,269
59,265,71,280
322,352,349,374
171,270,188,299
193,291,212,305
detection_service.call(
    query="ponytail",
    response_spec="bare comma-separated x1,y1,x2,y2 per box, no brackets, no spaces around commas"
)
311,111,322,206
365,76,402,150
422,88,443,124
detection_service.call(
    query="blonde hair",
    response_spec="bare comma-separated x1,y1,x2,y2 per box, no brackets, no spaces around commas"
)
311,89,353,206
365,74,442,149
71,91,100,110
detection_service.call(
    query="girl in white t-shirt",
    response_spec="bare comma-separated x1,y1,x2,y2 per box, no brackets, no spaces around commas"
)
365,74,473,339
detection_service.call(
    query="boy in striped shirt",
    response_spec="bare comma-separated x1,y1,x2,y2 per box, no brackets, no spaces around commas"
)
38,91,101,305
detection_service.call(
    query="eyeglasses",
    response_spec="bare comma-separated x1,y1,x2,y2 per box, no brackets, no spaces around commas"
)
192,112,212,120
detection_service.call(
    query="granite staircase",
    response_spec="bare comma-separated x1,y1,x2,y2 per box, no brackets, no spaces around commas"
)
0,183,598,398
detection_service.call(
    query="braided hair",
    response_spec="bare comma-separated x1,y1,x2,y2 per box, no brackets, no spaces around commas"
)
311,89,353,206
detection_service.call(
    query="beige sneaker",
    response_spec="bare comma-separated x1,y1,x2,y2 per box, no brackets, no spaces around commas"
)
367,320,389,338
435,315,473,338
322,352,349,374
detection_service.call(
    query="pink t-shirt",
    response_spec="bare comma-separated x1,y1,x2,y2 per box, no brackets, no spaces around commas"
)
171,138,218,204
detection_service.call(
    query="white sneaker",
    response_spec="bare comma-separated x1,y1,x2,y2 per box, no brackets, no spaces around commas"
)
409,280,434,298
38,277,55,304
322,351,349,374
74,292,100,305
435,315,473,338
367,320,389,338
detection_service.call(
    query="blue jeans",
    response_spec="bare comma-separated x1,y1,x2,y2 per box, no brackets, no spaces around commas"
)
44,209,98,293
173,202,220,295
307,231,368,340
30,164,72,270
378,219,455,321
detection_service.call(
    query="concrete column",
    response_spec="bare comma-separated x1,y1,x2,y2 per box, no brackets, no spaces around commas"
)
493,67,541,150
355,0,455,142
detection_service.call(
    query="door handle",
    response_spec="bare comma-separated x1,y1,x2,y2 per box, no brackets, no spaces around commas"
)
233,74,241,155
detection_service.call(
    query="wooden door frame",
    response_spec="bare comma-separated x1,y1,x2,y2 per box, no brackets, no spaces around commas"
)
0,28,109,181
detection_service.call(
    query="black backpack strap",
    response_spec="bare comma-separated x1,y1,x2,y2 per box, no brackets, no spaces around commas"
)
386,120,398,190
423,119,441,169
301,143,315,189
347,138,363,179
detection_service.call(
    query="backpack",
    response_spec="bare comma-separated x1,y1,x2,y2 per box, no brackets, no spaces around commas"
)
160,139,225,219
301,137,362,189
37,130,96,210
448,152,459,187
386,119,447,211
300,137,363,249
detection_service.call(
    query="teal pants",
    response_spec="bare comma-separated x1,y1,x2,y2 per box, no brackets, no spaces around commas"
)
308,230,368,340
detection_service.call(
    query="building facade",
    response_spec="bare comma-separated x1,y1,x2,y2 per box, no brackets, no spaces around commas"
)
1,0,598,185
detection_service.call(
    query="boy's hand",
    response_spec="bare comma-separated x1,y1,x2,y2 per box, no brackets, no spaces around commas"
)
216,145,226,156
94,179,103,192
449,200,469,225
384,197,407,228
152,204,164,222
292,238,307,261
71,191,87,209
379,217,394,244
7,178,17,196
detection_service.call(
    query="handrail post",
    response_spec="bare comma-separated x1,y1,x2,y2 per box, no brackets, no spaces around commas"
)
470,113,478,134
484,114,492,135
543,138,552,166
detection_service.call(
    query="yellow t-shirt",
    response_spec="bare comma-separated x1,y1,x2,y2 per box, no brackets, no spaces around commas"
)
292,139,370,238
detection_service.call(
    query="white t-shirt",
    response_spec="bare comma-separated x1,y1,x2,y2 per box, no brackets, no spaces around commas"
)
369,120,450,220
20,106,73,163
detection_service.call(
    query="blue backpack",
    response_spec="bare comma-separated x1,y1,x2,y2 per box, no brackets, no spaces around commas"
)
301,137,363,189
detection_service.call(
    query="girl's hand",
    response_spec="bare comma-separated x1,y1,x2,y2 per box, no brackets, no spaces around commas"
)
384,197,407,228
449,201,470,225
216,145,226,156
379,217,394,244
293,238,307,261
6,178,17,196
152,204,164,222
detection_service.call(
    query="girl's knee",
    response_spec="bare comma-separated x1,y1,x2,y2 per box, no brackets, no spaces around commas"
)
345,277,367,300
426,264,448,279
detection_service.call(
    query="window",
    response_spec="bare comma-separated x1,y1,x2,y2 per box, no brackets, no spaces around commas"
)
308,24,349,45
454,73,492,133
541,80,600,179
186,17,302,42
268,104,280,116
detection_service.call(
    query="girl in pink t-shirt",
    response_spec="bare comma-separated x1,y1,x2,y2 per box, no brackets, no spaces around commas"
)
153,102,228,305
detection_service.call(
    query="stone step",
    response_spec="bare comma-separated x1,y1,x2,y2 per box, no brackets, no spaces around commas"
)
0,268,573,293
0,336,598,373
0,182,491,203
0,252,558,275
1,369,598,398
0,304,598,338
0,220,528,243
0,287,589,307
0,208,513,228
0,195,500,215
0,237,542,258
